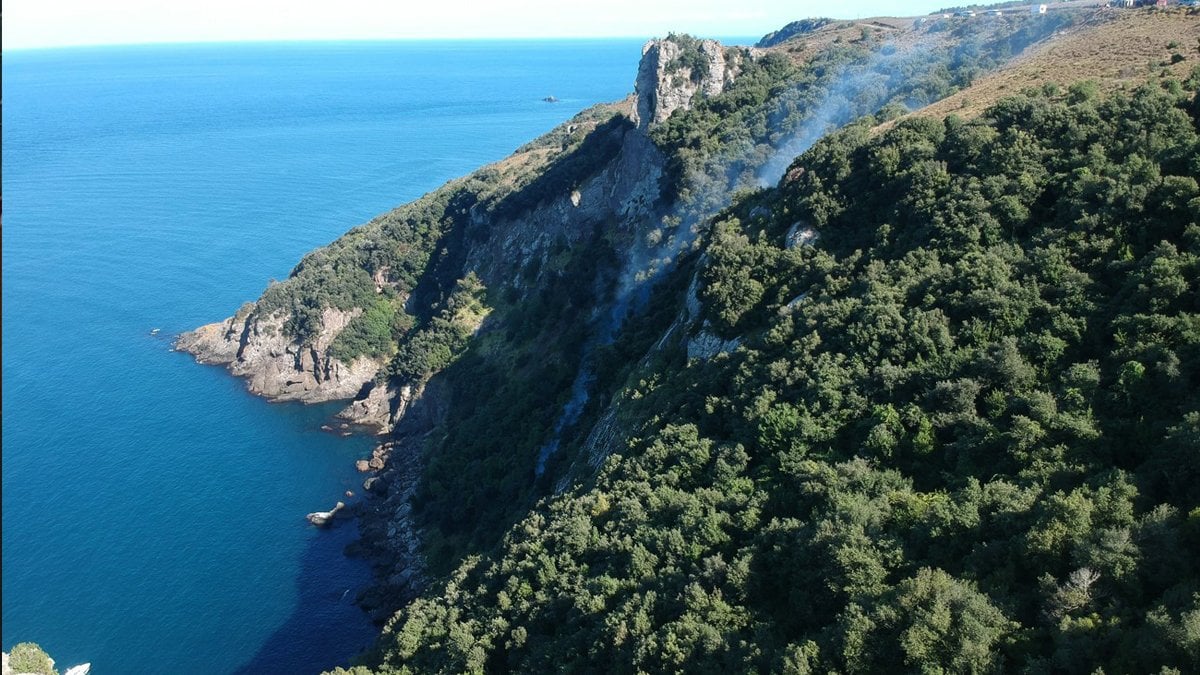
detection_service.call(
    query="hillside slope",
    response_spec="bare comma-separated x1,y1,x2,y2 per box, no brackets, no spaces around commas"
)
914,7,1200,119
348,71,1200,675
177,9,1200,674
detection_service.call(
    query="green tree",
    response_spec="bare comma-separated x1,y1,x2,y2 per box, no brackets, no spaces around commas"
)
8,643,57,675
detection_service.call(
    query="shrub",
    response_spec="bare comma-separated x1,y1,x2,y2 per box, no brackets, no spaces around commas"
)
9,642,57,675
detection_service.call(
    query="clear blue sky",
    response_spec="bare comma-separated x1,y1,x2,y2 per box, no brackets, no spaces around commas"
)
3,0,960,50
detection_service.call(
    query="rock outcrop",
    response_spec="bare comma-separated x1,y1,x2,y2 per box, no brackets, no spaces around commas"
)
352,445,425,624
686,327,742,361
176,305,382,403
337,382,419,435
784,220,819,249
633,37,739,130
306,501,346,526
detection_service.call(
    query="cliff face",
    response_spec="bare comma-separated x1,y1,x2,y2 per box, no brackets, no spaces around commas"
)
177,34,751,618
177,305,381,403
179,35,710,415
336,66,683,612
633,38,739,130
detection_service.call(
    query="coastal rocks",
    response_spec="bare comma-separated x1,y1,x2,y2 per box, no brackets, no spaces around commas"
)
354,441,394,478
633,37,738,130
348,429,432,624
345,381,451,624
306,501,346,527
357,442,395,472
176,305,382,403
337,381,418,435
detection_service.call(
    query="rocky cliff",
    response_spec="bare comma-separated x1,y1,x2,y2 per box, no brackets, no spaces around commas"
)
177,305,382,403
179,34,720,416
177,34,737,617
633,37,740,129
336,40,710,612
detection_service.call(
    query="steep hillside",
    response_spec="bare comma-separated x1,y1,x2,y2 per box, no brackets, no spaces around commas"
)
913,7,1200,119
177,8,1200,674
353,71,1200,675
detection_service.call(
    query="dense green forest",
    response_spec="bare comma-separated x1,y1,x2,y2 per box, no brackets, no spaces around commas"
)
397,14,1089,583
334,78,1200,673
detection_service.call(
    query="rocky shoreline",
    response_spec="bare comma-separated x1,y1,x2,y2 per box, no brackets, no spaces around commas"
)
174,305,383,405
176,318,432,624
345,436,428,623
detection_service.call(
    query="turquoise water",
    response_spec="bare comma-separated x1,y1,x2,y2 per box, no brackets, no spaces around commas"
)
1,40,644,673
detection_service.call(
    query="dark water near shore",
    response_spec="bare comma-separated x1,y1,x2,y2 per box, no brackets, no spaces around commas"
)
2,39,644,673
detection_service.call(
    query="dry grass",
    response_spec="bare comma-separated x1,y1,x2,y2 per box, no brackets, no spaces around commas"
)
767,19,949,66
483,97,634,190
910,8,1200,120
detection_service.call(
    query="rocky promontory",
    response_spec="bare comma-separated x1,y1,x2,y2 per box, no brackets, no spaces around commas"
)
176,304,382,403
176,33,751,624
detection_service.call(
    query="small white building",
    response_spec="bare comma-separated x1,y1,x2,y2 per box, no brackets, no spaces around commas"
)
1033,3,1048,13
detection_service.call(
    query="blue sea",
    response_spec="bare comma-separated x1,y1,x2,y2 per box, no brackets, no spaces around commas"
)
1,40,648,673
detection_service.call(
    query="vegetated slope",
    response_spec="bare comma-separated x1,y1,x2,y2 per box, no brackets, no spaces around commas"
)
179,9,1077,614
375,10,1088,604
172,8,1200,674
350,75,1200,675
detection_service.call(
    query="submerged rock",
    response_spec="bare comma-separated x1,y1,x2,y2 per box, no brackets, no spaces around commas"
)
306,501,346,527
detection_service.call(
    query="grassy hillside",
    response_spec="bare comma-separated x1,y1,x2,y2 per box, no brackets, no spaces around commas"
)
914,7,1200,119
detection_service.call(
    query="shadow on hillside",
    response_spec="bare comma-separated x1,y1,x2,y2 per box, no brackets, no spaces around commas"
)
234,519,377,675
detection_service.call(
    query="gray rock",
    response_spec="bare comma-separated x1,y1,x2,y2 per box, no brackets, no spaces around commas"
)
687,327,742,361
175,306,382,403
633,37,740,130
306,501,346,527
785,221,820,249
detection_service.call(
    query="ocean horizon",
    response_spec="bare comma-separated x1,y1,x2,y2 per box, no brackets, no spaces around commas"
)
0,37,685,673
4,34,761,53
